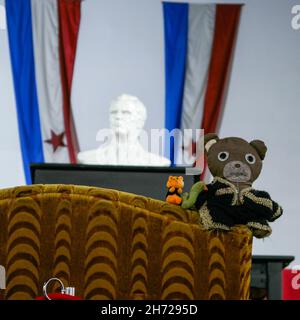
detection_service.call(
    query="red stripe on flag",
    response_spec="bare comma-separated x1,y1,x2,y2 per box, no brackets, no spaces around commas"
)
58,0,81,163
200,4,242,180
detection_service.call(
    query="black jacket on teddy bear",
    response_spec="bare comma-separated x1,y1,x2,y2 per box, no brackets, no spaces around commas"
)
195,176,282,237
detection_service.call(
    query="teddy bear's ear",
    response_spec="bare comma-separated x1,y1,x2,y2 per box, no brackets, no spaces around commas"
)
250,140,267,160
204,133,219,153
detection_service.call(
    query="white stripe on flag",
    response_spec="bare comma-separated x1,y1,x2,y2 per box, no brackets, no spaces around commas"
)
181,4,216,143
31,0,69,162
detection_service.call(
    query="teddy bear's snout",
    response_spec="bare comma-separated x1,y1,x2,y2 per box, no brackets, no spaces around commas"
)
223,161,251,183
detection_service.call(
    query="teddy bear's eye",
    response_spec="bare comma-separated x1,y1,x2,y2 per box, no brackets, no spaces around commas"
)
218,151,229,161
245,153,256,164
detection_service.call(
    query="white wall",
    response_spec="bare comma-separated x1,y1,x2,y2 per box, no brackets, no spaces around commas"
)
0,0,300,264
72,0,165,151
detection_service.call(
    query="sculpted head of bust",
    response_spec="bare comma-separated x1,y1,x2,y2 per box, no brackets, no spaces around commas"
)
109,94,147,136
77,94,171,166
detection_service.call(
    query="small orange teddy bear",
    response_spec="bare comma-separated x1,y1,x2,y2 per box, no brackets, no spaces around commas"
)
165,176,184,205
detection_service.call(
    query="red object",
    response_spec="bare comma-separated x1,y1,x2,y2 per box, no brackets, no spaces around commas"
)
44,130,66,152
58,0,81,163
199,4,242,181
201,4,242,134
36,293,82,300
282,268,300,300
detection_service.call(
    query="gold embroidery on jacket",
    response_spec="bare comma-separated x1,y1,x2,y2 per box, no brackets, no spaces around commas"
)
247,221,272,232
199,202,230,230
242,192,273,210
273,205,282,219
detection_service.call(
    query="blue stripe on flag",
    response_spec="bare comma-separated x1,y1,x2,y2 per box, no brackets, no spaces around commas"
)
6,0,44,184
163,2,188,165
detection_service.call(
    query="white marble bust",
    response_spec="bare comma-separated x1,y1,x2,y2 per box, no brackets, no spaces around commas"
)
77,94,171,166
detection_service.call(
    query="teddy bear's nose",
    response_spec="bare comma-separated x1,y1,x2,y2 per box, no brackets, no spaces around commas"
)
235,163,241,168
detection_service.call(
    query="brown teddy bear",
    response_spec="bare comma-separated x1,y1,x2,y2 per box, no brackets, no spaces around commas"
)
182,133,283,238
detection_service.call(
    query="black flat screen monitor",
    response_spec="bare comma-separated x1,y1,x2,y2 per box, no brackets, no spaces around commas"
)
30,164,196,201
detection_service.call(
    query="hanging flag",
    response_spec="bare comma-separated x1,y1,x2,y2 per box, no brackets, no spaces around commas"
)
6,0,81,184
163,2,242,169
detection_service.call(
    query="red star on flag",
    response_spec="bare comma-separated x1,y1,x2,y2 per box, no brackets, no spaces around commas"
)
45,130,66,152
